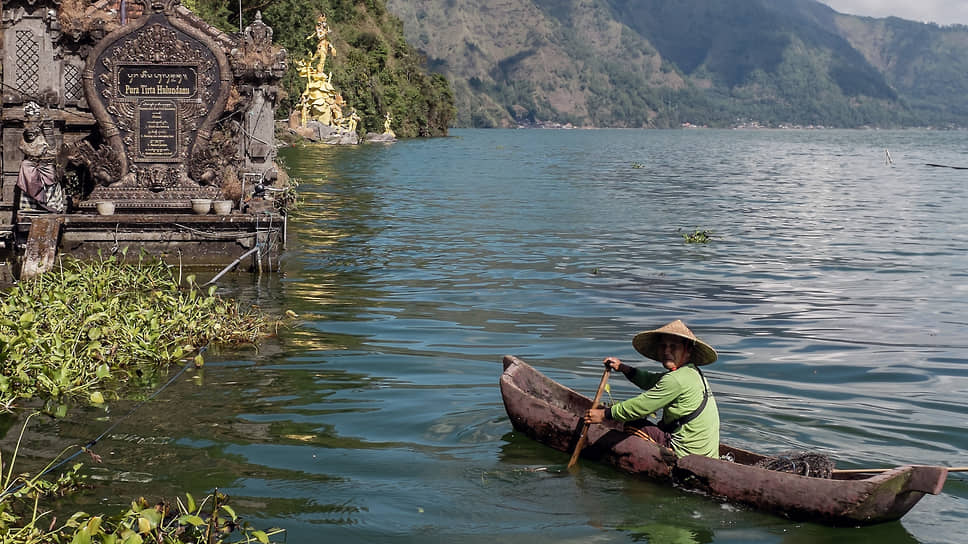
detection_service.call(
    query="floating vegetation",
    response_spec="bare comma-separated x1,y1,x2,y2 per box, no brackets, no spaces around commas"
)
0,261,286,542
56,492,286,543
0,255,278,411
631,162,644,169
0,427,284,543
681,228,713,244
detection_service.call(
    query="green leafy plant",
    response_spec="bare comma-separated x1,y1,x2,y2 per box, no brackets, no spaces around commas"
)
0,255,279,411
60,492,284,544
0,259,287,543
681,228,713,244
0,415,284,543
0,413,87,534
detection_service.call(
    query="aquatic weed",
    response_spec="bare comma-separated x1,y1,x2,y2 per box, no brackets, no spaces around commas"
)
680,228,713,244
0,256,278,411
0,412,87,539
0,427,284,543
56,491,285,543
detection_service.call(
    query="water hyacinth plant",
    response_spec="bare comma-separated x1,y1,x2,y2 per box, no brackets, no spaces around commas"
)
681,228,713,244
0,452,283,544
57,492,285,544
0,255,278,411
0,258,286,542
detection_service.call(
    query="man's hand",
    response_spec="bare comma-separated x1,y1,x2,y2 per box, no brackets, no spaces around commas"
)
603,357,622,371
584,408,606,424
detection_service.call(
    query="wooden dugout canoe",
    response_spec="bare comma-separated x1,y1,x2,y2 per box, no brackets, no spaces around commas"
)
500,355,948,526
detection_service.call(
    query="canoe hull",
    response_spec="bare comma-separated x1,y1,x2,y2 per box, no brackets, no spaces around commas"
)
500,355,947,525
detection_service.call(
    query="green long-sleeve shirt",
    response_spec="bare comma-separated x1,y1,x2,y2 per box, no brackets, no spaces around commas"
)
608,363,719,458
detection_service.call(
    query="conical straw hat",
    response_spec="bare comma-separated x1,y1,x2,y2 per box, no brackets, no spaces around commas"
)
632,320,718,366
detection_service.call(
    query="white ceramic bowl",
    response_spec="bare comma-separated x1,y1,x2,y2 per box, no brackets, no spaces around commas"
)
95,201,115,215
213,200,233,215
190,198,212,214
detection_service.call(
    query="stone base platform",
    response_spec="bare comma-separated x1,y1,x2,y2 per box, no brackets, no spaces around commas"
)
6,210,286,279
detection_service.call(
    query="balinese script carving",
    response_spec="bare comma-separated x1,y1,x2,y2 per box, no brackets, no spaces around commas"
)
97,24,216,104
118,66,198,98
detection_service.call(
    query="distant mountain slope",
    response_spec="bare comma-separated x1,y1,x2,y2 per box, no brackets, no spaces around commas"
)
835,15,968,119
386,0,691,127
613,0,893,97
386,0,968,128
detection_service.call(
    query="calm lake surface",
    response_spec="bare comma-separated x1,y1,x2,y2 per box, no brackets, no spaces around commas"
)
19,129,968,543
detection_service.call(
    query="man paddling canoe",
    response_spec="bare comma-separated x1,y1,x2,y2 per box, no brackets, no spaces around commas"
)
584,320,720,458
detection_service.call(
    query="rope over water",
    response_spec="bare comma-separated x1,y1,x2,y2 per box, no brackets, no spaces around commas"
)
0,348,205,500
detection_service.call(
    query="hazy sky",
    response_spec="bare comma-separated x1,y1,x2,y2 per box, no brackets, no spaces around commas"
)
820,1,968,26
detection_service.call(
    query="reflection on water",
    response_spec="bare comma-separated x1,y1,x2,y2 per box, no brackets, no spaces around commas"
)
2,130,965,543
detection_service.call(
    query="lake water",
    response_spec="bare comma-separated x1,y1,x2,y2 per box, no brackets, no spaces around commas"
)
17,129,968,543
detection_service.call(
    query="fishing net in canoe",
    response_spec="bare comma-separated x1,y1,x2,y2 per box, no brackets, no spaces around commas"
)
754,451,835,478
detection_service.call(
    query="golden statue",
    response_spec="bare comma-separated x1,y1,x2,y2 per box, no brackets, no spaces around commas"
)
309,14,336,74
330,93,344,126
296,13,347,129
383,111,395,138
347,109,360,134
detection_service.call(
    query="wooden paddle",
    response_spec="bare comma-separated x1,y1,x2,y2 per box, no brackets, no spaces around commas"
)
567,367,610,469
833,466,968,475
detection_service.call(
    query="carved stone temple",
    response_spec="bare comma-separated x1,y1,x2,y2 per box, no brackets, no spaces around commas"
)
0,0,290,278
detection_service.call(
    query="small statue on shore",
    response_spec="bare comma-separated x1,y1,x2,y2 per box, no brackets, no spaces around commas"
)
347,109,360,134
383,111,395,138
330,93,345,126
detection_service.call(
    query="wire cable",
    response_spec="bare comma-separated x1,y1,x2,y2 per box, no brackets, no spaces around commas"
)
0,348,205,501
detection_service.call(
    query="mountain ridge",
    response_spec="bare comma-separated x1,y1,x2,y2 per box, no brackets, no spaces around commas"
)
386,0,968,128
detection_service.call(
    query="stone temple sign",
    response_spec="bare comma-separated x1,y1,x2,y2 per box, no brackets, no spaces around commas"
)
0,0,290,277
84,0,231,203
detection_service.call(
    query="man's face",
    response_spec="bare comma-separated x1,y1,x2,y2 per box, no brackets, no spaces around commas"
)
656,334,691,371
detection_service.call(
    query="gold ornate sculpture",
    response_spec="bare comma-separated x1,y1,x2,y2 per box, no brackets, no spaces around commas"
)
310,14,336,73
347,109,360,134
383,111,395,138
296,13,357,135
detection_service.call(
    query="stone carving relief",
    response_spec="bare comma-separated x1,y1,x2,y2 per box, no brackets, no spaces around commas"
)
2,0,285,209
82,1,231,203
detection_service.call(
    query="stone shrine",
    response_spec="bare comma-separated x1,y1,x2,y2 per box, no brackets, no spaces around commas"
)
0,0,290,277
83,5,232,203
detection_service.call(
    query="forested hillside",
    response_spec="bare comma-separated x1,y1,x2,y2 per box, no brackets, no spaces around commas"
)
385,0,968,128
834,16,968,121
185,0,455,136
